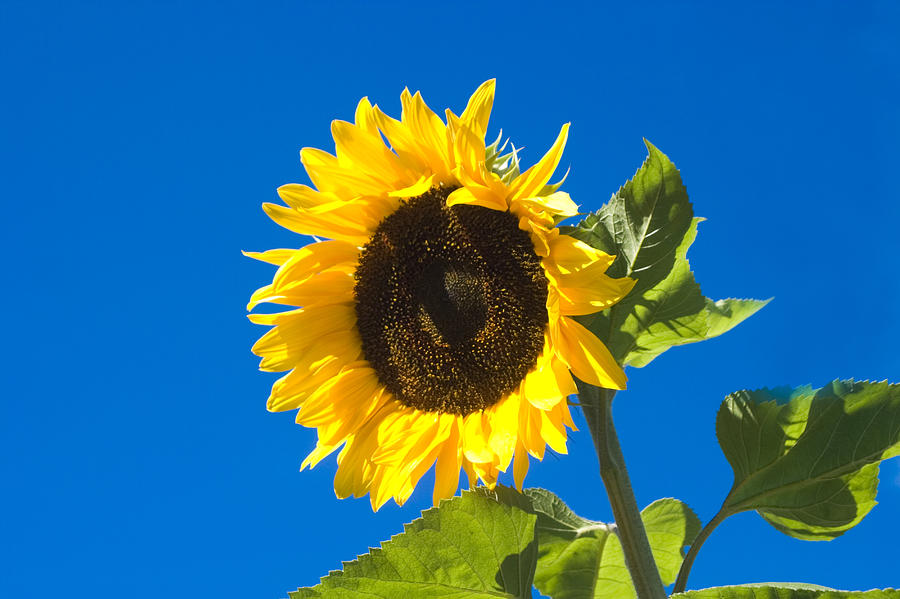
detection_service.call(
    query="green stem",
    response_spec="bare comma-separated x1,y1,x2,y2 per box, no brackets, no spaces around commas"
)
672,505,729,594
579,384,667,599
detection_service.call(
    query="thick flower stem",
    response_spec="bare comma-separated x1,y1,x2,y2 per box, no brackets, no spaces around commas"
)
578,383,667,599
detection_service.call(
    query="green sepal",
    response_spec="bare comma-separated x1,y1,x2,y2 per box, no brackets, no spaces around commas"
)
289,487,537,598
716,380,900,540
525,488,700,599
485,131,521,183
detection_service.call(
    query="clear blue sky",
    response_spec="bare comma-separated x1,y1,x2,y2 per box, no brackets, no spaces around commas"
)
2,2,898,597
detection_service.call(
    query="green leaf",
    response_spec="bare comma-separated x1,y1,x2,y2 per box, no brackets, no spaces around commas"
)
289,487,537,599
525,487,616,599
567,141,768,368
640,498,702,585
606,217,703,368
525,488,700,599
704,298,770,339
716,380,900,540
569,139,693,294
576,139,693,292
672,585,900,598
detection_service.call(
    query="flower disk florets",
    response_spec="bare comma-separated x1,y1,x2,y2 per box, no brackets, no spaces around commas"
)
354,185,549,415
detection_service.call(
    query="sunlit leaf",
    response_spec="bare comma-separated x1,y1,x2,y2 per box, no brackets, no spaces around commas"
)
673,584,900,598
704,297,770,339
290,487,537,598
568,142,767,368
569,139,693,295
526,488,700,599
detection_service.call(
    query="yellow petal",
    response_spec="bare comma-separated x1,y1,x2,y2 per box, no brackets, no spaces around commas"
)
460,79,495,141
315,388,390,447
390,417,453,505
250,303,357,371
470,460,499,488
462,411,494,463
539,408,568,455
249,301,355,336
242,248,297,266
369,465,398,510
445,184,507,211
262,202,372,245
263,183,397,237
296,363,381,427
372,106,430,173
271,239,358,292
387,174,434,198
301,441,342,471
264,327,363,410
461,459,477,488
287,270,355,306
514,191,579,217
369,413,450,507
371,409,438,465
487,392,520,472
299,147,389,197
361,408,418,507
354,97,378,132
508,123,570,202
246,283,289,310
248,270,356,310
521,403,547,459
555,399,577,431
450,118,486,177
266,356,344,412
523,342,577,409
246,307,301,326
285,270,356,308
555,267,636,316
546,234,615,274
333,422,381,500
553,315,627,390
275,182,336,211
432,417,462,504
331,117,413,187
550,355,578,401
518,213,553,257
277,183,392,222
401,89,451,176
513,439,530,490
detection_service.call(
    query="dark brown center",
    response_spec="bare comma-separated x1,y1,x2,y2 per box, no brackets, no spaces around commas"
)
353,185,549,415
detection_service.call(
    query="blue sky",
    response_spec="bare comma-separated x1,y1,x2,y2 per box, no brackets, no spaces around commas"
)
2,1,898,598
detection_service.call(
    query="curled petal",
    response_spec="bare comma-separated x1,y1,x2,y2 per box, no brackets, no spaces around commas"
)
553,315,627,390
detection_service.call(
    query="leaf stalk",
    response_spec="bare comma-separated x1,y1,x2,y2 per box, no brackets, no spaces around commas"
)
672,504,729,593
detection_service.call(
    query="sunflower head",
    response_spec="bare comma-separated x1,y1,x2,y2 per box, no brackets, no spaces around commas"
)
246,80,635,510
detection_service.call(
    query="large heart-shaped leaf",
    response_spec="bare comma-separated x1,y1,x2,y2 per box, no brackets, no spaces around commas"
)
290,487,537,598
716,380,900,540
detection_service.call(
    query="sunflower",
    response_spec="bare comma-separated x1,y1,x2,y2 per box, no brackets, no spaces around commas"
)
246,80,634,510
